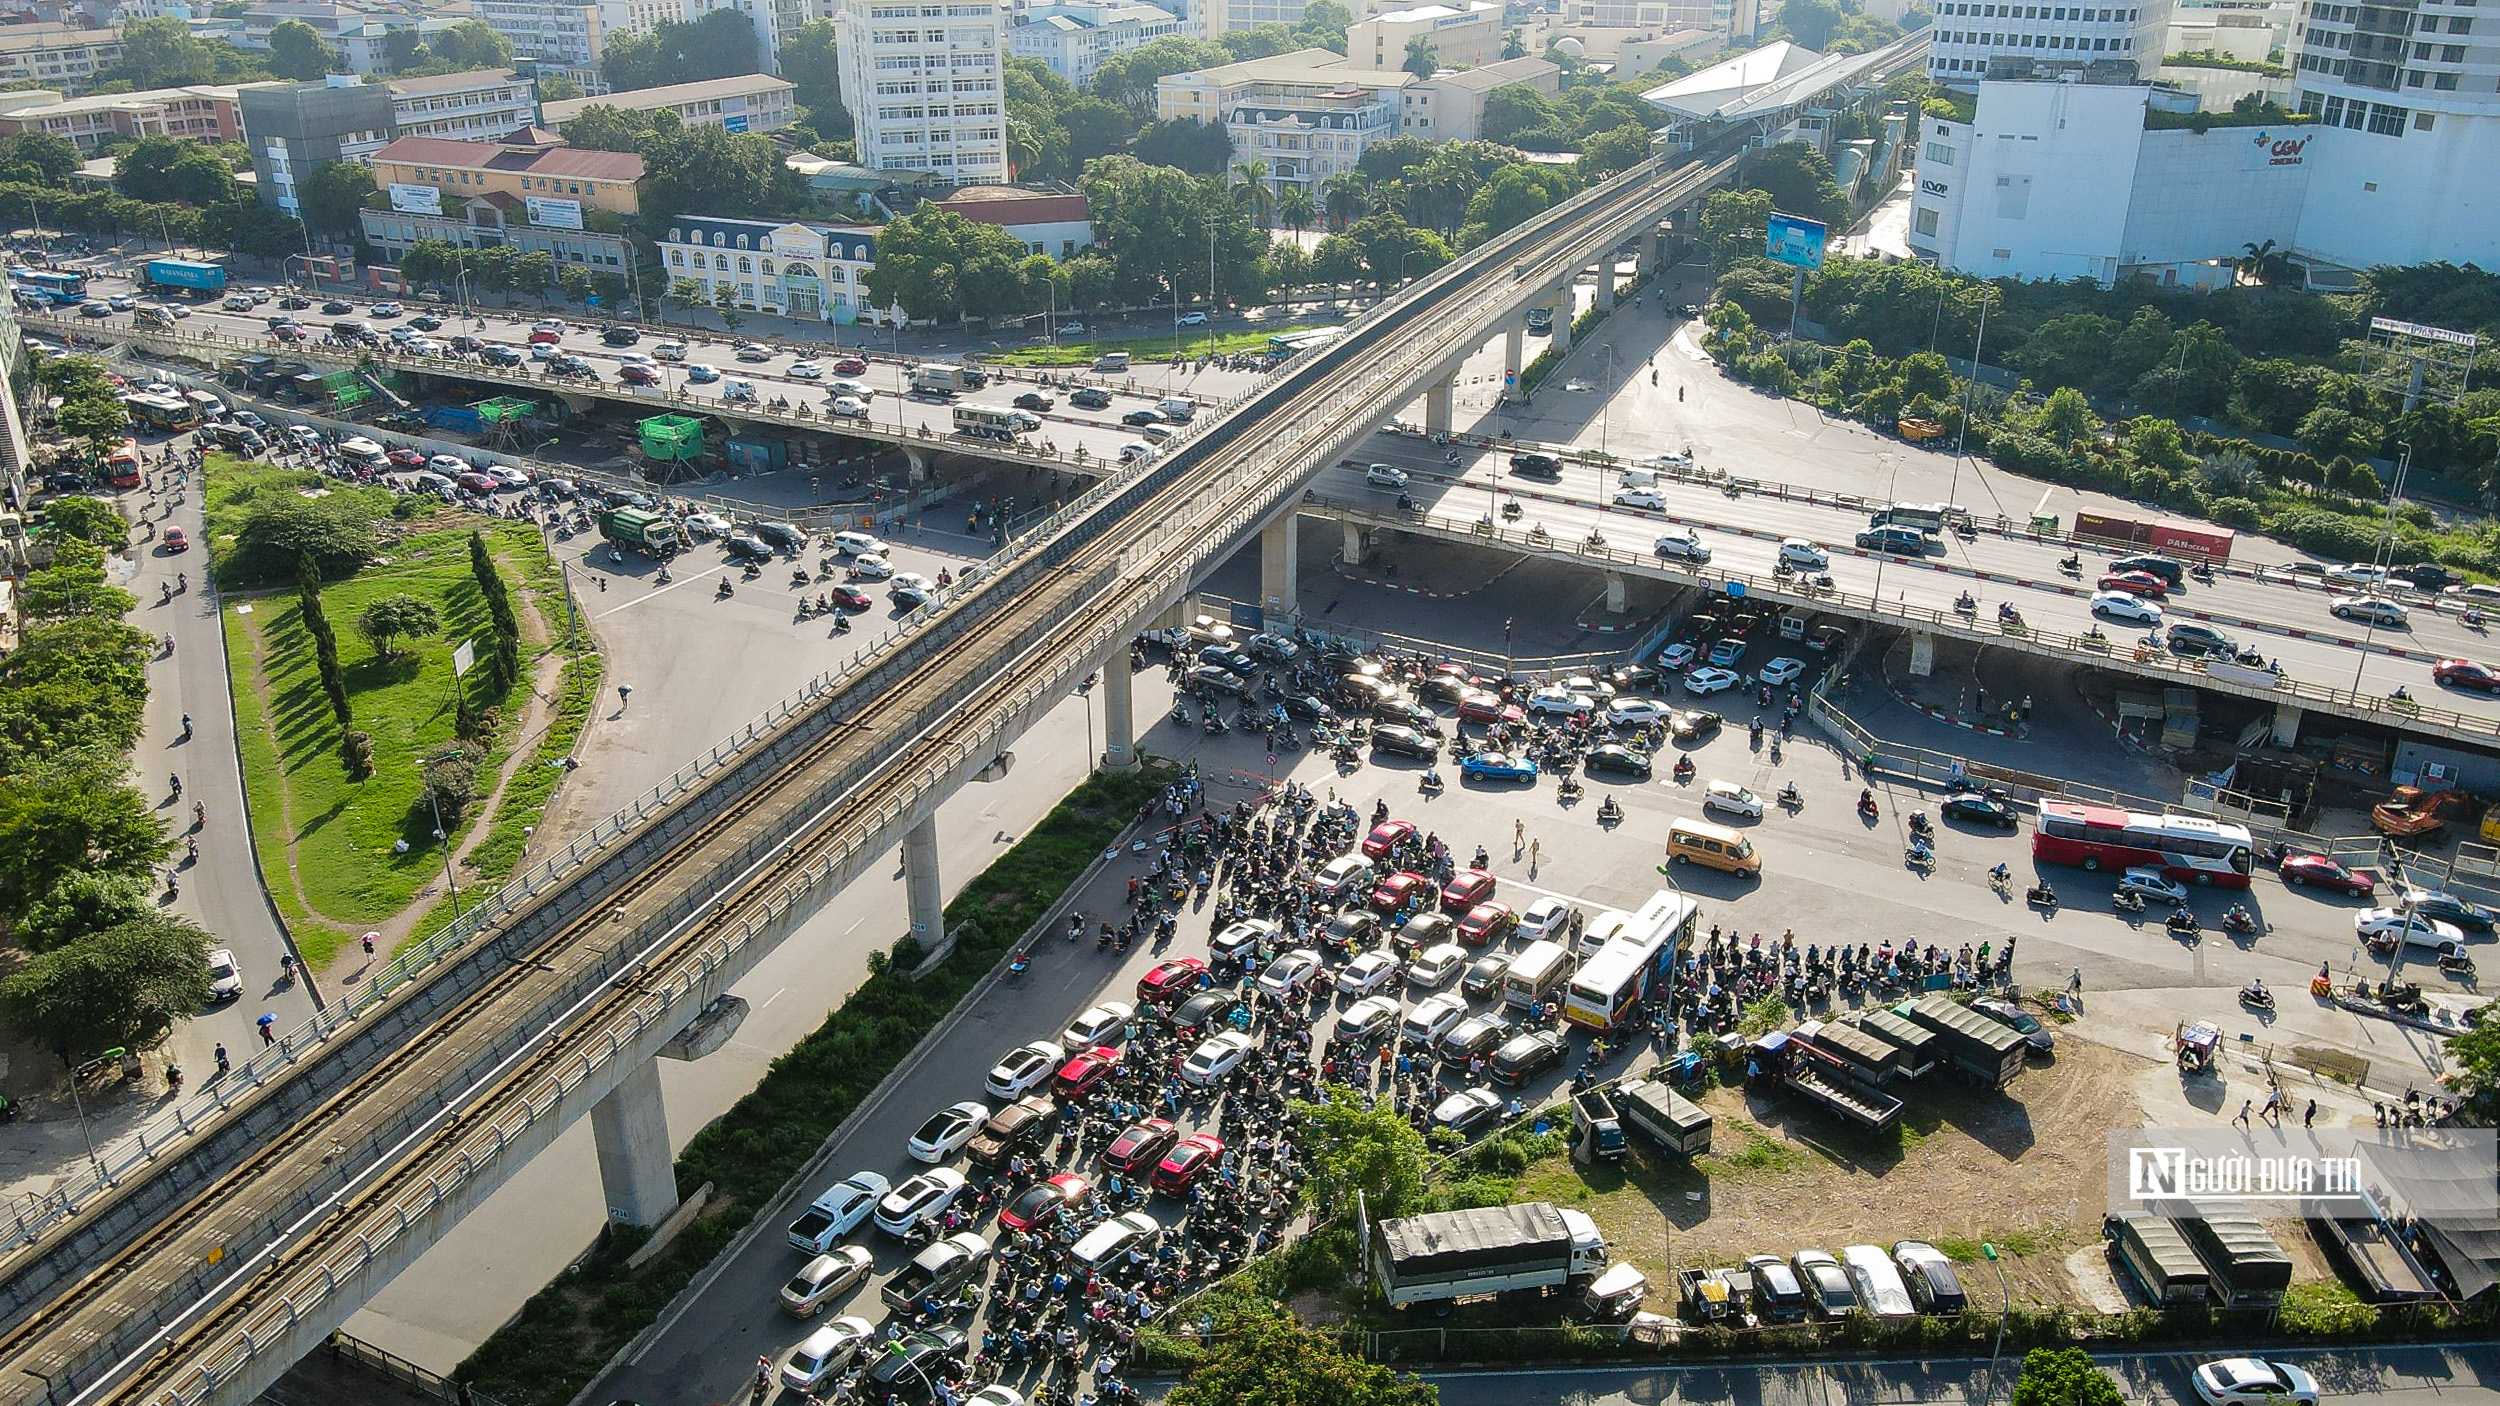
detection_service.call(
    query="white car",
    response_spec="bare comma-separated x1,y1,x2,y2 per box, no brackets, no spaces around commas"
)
984,1040,1067,1099
651,340,688,361
2117,867,2191,906
1247,630,1300,662
1365,463,1409,490
1336,950,1402,996
685,362,722,382
1704,781,1764,820
1118,440,1157,462
1759,657,1806,686
851,553,894,580
1180,1029,1259,1086
1611,487,1667,510
890,572,935,606
734,342,773,361
827,378,872,399
684,511,732,538
780,1247,874,1317
722,378,759,403
1520,897,1577,943
789,1170,889,1248
532,317,566,333
2354,908,2467,949
905,1100,990,1163
486,465,529,488
2330,595,2409,627
968,1387,1028,1406
527,341,558,360
788,360,825,379
1059,321,1086,336
1778,538,1829,569
781,1316,876,1389
2324,563,2391,589
828,530,888,557
1526,687,1594,717
873,1168,969,1236
2091,591,2163,626
1061,1000,1133,1049
206,947,242,1001
1402,991,1469,1046
1407,942,1468,989
829,395,869,418
427,454,473,476
1313,855,1374,899
1606,697,1672,727
2193,1359,2319,1406
1660,641,1700,670
1335,994,1405,1045
1428,1086,1506,1136
1257,947,1325,999
1654,529,1712,564
1683,666,1741,695
1178,310,1210,326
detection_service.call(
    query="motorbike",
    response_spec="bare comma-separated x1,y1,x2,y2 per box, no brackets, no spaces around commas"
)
2058,554,2082,575
1008,949,1033,977
2166,908,2202,938
832,613,850,633
1954,593,1978,614
1905,840,1935,869
2026,884,2059,909
2239,982,2275,1011
2222,906,2258,934
1907,811,1933,837
1778,781,1801,809
1501,500,1523,521
2113,889,2146,913
1419,767,1443,793
1558,776,1585,801
1856,789,1879,820
716,578,735,599
1596,795,1622,824
1997,603,2024,626
2442,950,2478,977
1673,755,1695,782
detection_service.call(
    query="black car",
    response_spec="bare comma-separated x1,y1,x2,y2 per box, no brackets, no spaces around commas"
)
1278,691,1335,722
1668,708,1722,741
546,354,597,378
1320,910,1381,953
1198,644,1257,676
278,295,311,310
1603,663,1662,692
2405,891,2497,933
2165,623,2236,658
754,520,807,549
1070,387,1113,409
43,470,89,492
1120,409,1162,427
724,534,774,561
1416,674,1471,706
1372,698,1440,734
321,299,353,315
866,1327,968,1402
1509,452,1562,479
601,326,640,346
1488,1029,1567,1086
1941,795,2020,829
1371,724,1438,760
1014,391,1055,411
449,335,484,353
480,345,524,366
408,315,443,331
2398,562,2457,591
1172,990,1241,1034
1584,744,1652,778
2109,554,2184,587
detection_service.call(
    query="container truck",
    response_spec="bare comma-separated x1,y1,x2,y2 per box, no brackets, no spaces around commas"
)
2071,511,2235,563
1795,1018,1903,1085
598,507,680,555
1615,1077,1712,1157
1855,1009,1939,1078
143,258,227,296
1900,996,2028,1089
1369,1202,1608,1308
910,362,987,395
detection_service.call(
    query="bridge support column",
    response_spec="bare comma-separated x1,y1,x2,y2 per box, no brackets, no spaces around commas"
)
1341,520,1365,564
1550,303,1573,355
1598,261,1618,311
589,1056,678,1227
1652,229,1672,274
903,815,944,948
1604,572,1628,613
1504,324,1525,389
1908,632,1936,679
1261,514,1299,619
905,449,931,483
1423,375,1455,436
2271,703,2303,748
1101,662,1137,770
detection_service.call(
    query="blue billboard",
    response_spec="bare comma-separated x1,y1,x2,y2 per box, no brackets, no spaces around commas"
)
723,114,749,133
1765,213,1829,271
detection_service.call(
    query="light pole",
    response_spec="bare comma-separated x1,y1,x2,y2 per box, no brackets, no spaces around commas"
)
1982,1242,2011,1401
64,1049,121,1177
1949,287,2000,512
1205,214,1218,359
2350,441,2414,697
1077,676,1096,767
420,753,468,921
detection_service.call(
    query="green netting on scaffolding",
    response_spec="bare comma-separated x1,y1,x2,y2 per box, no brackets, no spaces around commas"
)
639,414,703,461
326,371,374,409
474,397,535,424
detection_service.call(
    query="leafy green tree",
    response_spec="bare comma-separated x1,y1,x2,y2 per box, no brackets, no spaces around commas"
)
2038,386,2098,448
425,19,514,70
1060,97,1137,164
637,122,800,230
1093,37,1230,115
267,18,339,78
226,493,379,583
297,159,376,239
39,495,125,548
1132,118,1232,175
2298,405,2376,462
0,615,151,771
2010,1349,2124,1406
199,198,308,259
2012,312,2120,392
1294,0,1354,49
1479,84,1562,145
17,871,158,952
1402,36,1439,77
864,206,1041,323
0,748,171,919
1700,186,1773,269
298,551,352,729
1579,124,1654,180
0,131,81,184
18,542,134,623
0,911,214,1063
1320,172,1371,228
358,593,442,659
778,21,851,133
111,17,218,87
1170,1305,1434,1406
602,7,762,90
1459,162,1578,246
2445,1003,2500,1118
1827,11,1904,50
1294,1097,1429,1221
1745,141,1848,228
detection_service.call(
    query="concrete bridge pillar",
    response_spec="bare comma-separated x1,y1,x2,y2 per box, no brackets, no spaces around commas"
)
1341,520,1365,563
589,1056,678,1227
1598,261,1618,311
1652,229,1672,272
1262,514,1299,619
2271,703,2303,748
1908,632,1936,679
1550,303,1573,355
1504,324,1525,389
905,449,932,483
1423,374,1456,437
902,815,944,947
1101,662,1137,770
1604,572,1628,614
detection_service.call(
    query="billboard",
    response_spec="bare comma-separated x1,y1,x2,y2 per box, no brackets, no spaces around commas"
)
722,113,749,133
526,196,584,229
388,182,442,216
1765,212,1828,270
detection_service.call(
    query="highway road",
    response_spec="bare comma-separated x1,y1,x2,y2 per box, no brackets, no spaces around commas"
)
1333,433,2500,728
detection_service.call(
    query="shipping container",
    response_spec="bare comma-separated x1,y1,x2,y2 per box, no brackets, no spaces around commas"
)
1615,1078,1712,1157
2148,521,2235,561
2073,511,2153,547
143,258,227,293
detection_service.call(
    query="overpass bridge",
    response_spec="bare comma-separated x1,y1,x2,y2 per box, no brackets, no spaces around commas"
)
0,50,1881,1394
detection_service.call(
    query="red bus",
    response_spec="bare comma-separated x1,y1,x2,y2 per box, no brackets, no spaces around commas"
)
105,439,142,490
2032,801,2254,887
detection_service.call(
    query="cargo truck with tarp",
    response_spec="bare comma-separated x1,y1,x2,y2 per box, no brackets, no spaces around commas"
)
1757,1033,1902,1132
1900,995,2028,1089
1615,1078,1712,1157
1369,1202,1608,1308
1854,1008,1938,1078
1795,1017,1904,1085
2177,1208,2294,1307
2104,1213,2209,1306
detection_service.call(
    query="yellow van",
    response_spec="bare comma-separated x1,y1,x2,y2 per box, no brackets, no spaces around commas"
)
1665,817,1761,877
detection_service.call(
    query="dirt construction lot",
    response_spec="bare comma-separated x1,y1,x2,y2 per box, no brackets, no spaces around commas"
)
1512,1037,2312,1312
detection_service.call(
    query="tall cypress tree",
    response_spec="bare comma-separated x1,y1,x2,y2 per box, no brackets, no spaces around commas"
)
468,531,520,691
297,550,352,728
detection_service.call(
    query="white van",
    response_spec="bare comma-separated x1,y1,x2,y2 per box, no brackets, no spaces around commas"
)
1158,396,1195,421
1577,907,1635,959
338,436,389,469
1502,939,1575,1011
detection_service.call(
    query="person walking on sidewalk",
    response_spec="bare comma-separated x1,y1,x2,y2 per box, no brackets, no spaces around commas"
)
2233,1099,2252,1129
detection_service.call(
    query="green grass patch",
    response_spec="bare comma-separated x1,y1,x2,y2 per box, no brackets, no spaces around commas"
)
456,765,1167,1406
1702,1124,1807,1177
2279,1280,2379,1334
984,323,1327,367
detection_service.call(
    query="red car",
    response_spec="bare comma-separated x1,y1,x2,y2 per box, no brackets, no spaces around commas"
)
1457,901,1517,946
456,471,498,493
2434,658,2500,692
1362,819,1416,861
387,448,427,469
1135,957,1206,1005
2097,570,2170,598
999,1172,1091,1231
2280,852,2376,897
831,356,868,376
1457,689,1525,726
1370,871,1434,915
1441,868,1496,914
1100,1117,1179,1176
1054,1045,1121,1099
527,327,563,344
1429,662,1481,688
1151,1132,1224,1196
828,585,873,611
162,526,188,553
618,363,660,386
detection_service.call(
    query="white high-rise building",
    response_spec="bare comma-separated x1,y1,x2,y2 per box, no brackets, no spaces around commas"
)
1924,0,2172,82
836,0,1009,182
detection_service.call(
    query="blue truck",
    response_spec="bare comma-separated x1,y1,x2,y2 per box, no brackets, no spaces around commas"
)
143,259,228,295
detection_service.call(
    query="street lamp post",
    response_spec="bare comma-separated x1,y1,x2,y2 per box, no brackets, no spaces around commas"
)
1982,1242,2011,1401
63,1050,121,1178
420,754,468,921
1949,289,2000,511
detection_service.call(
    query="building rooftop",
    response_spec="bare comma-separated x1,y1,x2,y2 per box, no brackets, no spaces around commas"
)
0,80,277,116
1641,38,1825,117
1172,46,1409,90
370,133,644,181
383,66,520,96
1369,3,1493,22
1424,55,1558,90
935,185,1088,224
0,22,116,50
540,72,792,123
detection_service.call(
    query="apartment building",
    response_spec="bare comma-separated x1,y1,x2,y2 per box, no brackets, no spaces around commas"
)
0,24,123,95
835,0,1010,182
1007,1,1181,87
1346,1,1500,70
599,0,687,37
658,214,877,321
1392,54,1559,135
234,3,431,73
359,128,642,269
384,68,540,140
0,81,275,148
541,73,797,133
1924,0,2172,81
475,0,603,67
239,75,395,215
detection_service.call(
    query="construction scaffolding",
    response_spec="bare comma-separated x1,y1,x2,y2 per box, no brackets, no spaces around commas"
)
475,396,538,452
638,414,704,483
